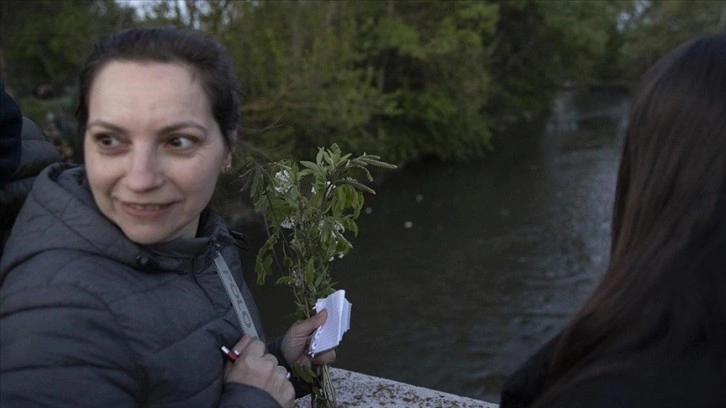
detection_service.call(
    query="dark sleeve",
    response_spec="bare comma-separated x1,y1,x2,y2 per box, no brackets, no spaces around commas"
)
0,84,23,188
268,336,313,399
538,377,634,408
0,285,143,407
0,118,60,232
502,332,642,408
500,333,561,408
218,383,282,408
15,117,61,178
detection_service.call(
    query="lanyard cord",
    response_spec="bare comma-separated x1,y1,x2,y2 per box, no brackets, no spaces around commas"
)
212,251,260,339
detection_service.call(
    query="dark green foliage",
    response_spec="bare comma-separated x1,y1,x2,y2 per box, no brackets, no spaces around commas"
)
0,0,137,88
2,0,720,166
618,0,726,82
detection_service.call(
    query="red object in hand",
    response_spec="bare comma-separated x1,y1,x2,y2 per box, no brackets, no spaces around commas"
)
220,346,240,362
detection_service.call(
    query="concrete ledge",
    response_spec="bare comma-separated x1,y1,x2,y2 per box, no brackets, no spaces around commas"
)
295,368,499,407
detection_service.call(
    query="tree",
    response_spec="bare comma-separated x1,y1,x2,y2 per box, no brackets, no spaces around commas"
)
8,0,692,166
619,0,726,81
131,0,626,163
135,0,237,34
485,0,617,126
222,1,502,163
223,1,400,160
0,0,137,91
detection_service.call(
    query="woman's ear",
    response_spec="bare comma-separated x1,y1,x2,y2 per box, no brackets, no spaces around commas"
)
222,130,237,173
222,154,232,173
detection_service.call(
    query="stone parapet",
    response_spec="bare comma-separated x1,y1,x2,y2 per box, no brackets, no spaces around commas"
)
295,368,499,407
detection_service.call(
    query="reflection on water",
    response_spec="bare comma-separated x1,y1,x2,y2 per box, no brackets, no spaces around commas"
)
231,90,631,403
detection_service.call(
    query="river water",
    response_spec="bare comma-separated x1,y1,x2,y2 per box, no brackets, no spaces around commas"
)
229,90,631,403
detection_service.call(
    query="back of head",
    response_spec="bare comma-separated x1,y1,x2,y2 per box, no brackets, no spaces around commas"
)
76,27,240,149
612,33,726,265
538,33,726,405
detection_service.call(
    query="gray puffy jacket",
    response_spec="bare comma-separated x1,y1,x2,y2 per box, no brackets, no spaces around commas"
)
0,164,299,407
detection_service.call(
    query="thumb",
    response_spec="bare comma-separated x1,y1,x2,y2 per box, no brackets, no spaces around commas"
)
296,309,328,335
310,308,328,328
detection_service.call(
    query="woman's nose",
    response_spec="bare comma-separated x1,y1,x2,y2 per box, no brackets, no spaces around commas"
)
124,149,163,191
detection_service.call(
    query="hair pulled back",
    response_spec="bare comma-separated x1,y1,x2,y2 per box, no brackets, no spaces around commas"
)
76,26,240,149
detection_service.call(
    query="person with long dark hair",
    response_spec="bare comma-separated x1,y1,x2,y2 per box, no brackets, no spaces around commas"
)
500,33,726,407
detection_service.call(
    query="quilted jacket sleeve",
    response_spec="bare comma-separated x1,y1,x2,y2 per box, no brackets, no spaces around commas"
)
0,284,143,407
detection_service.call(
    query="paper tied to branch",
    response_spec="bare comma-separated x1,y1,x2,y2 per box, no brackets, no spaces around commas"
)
309,289,351,356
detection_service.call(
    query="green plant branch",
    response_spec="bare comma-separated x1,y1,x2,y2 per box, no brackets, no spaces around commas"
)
246,144,395,407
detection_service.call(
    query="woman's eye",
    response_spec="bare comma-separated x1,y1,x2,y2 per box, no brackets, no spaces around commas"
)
94,134,121,149
168,135,197,150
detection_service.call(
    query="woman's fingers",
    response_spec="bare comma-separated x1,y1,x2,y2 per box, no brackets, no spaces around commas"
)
230,335,254,355
237,336,266,357
275,365,290,379
261,353,279,366
301,309,328,335
281,310,330,365
311,349,336,365
224,335,294,408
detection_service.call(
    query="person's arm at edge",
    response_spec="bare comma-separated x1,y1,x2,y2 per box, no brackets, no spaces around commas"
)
0,83,23,188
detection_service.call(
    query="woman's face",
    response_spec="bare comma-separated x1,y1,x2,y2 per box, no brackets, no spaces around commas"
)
84,61,230,244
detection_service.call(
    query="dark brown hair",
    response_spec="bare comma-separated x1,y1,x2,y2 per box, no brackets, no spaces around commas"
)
535,33,726,404
76,26,240,149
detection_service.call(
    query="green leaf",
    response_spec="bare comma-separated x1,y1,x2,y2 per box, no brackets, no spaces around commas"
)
298,169,314,178
314,272,329,288
341,177,376,195
255,254,273,285
300,160,320,172
303,259,316,284
359,156,398,169
291,363,317,384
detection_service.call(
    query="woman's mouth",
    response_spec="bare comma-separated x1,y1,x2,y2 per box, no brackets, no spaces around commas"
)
128,203,169,211
121,201,175,218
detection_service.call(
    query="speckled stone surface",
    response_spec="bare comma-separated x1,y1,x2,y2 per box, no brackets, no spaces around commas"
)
294,368,499,408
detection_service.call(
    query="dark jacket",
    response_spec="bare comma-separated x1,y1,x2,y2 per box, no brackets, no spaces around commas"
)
500,332,726,408
0,164,296,407
0,84,22,187
0,117,61,256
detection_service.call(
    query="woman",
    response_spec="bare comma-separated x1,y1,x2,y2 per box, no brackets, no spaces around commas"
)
0,27,333,408
499,34,726,407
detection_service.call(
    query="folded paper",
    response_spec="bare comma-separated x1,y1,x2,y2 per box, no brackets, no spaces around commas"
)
309,289,351,355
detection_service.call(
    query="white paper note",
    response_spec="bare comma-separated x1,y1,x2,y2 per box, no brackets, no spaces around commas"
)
309,289,351,355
